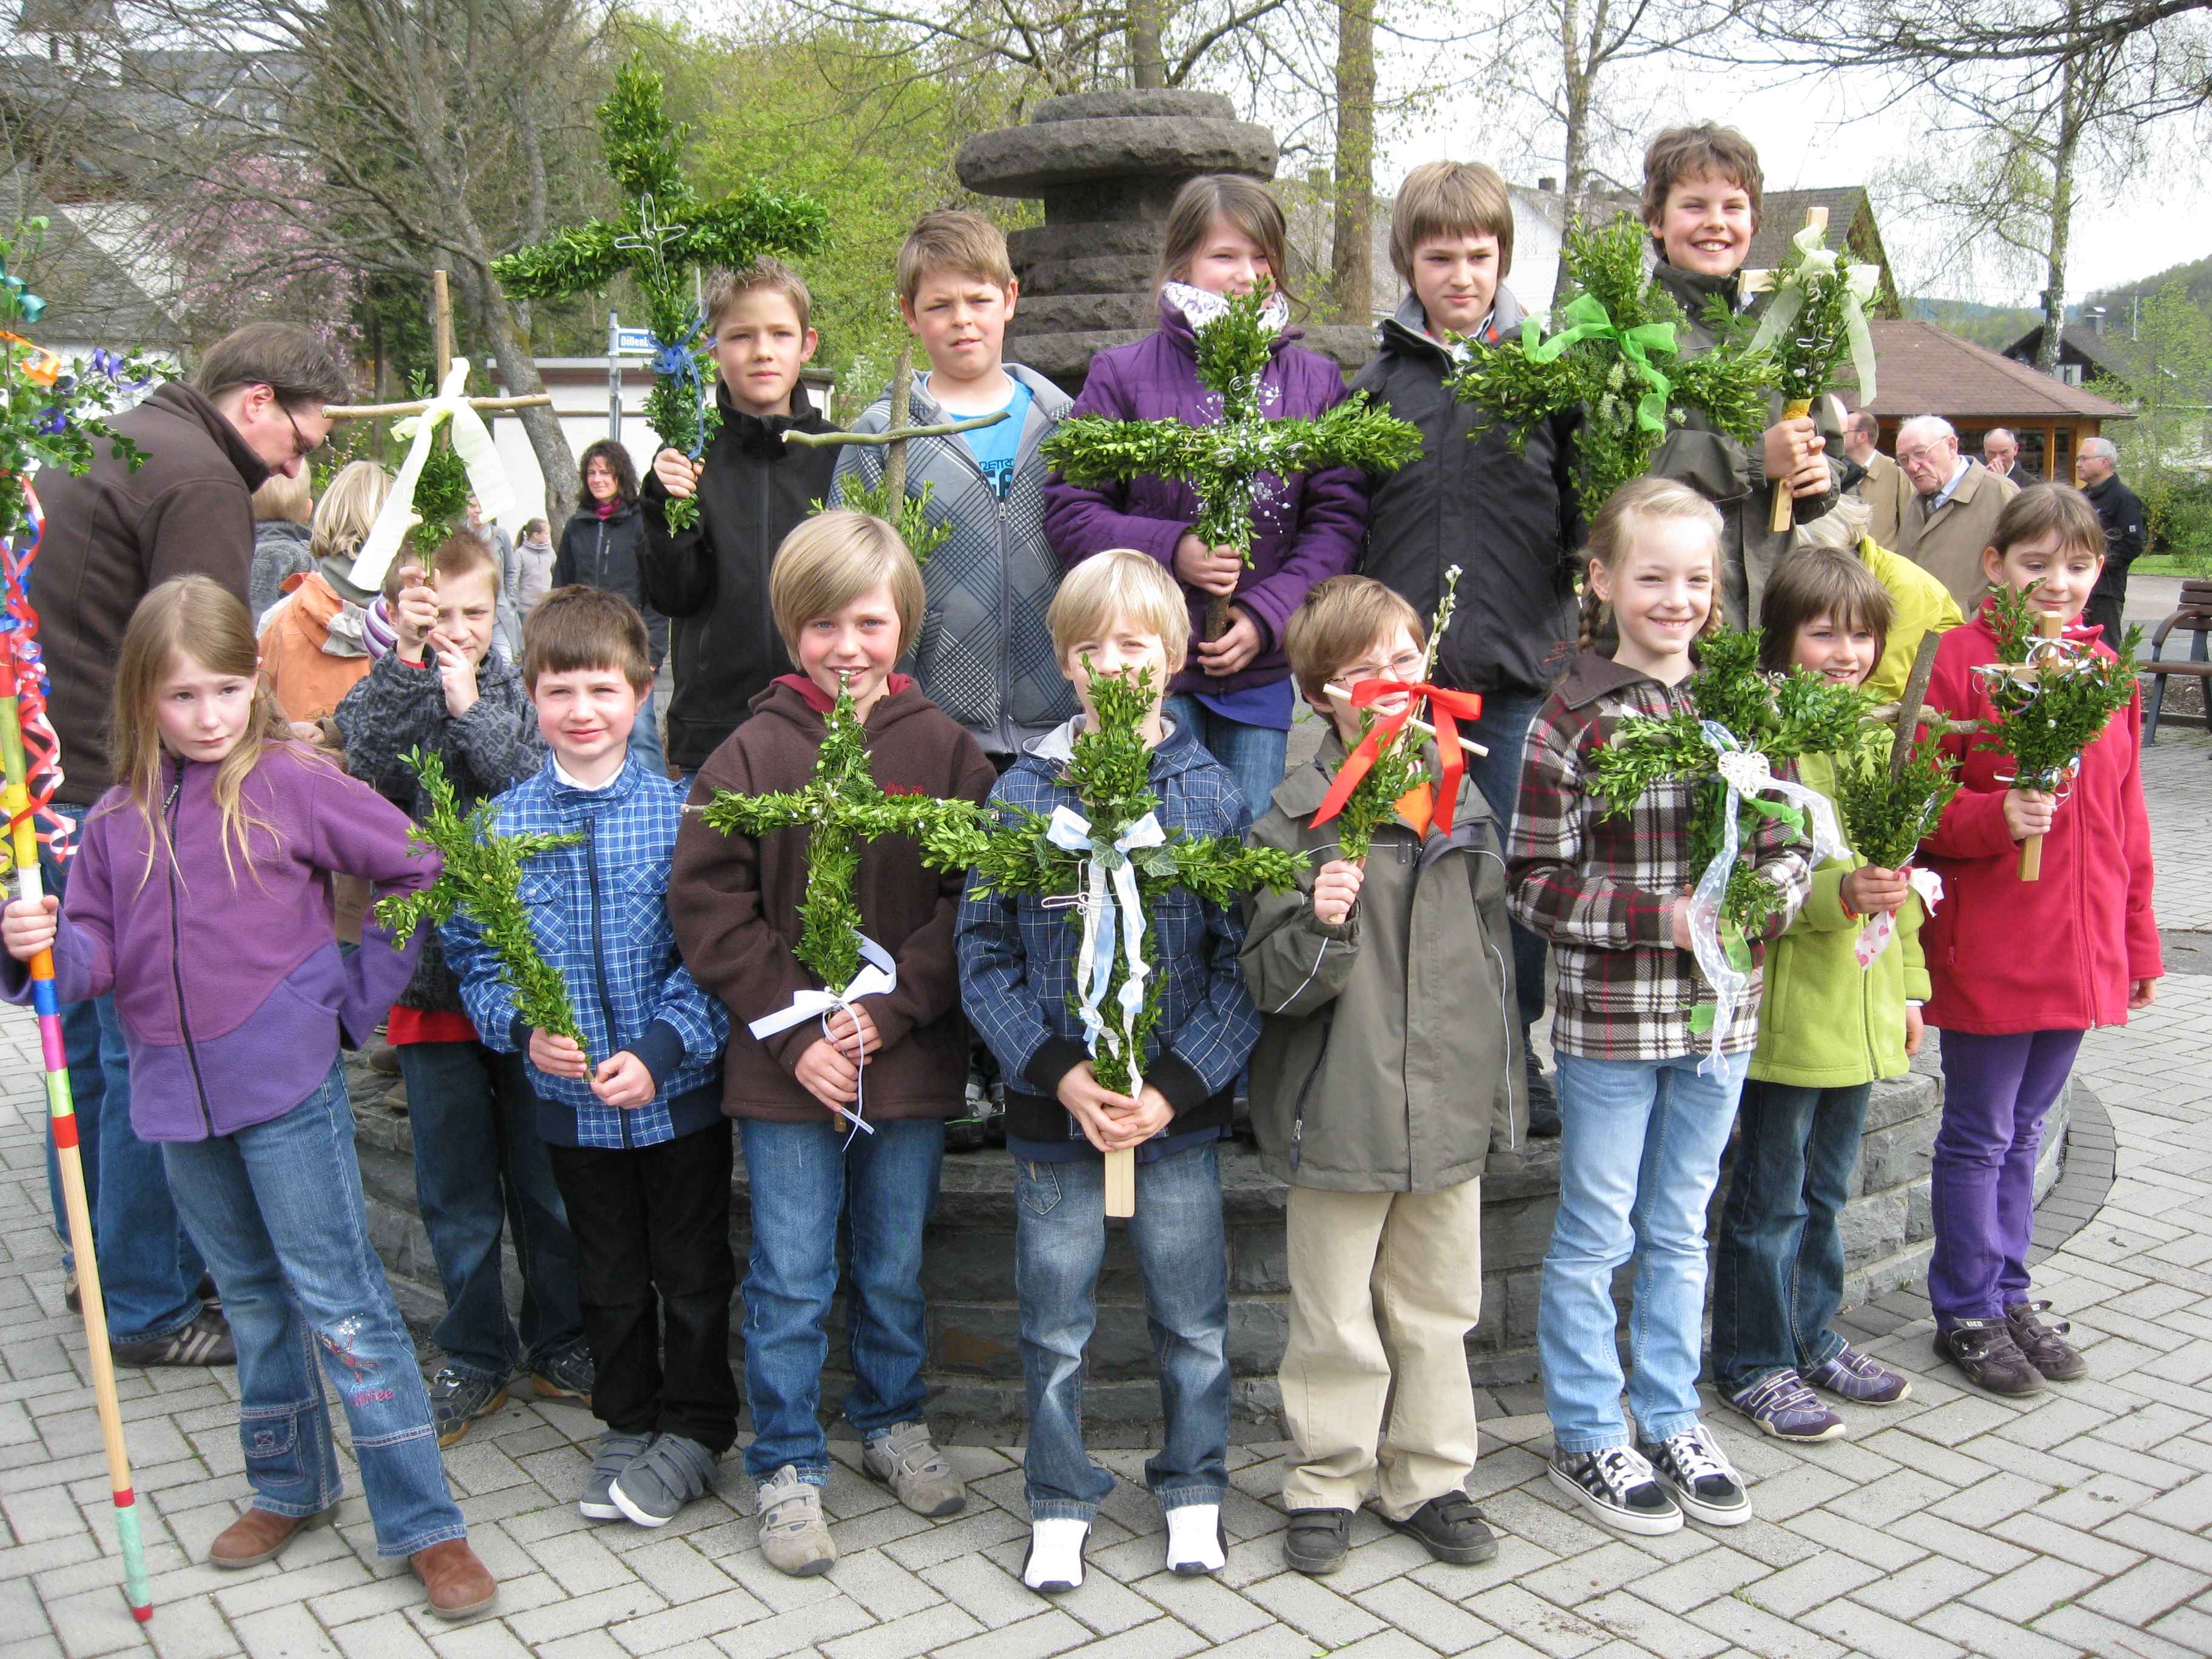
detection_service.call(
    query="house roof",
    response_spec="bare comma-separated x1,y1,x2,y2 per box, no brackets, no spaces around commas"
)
1863,320,2130,421
2000,322,2134,378
1749,188,1873,271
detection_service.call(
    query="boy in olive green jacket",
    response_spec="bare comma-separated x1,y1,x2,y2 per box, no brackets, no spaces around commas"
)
1241,577,1523,1579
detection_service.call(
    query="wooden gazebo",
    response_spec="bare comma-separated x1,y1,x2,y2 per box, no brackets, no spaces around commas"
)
1859,320,2130,481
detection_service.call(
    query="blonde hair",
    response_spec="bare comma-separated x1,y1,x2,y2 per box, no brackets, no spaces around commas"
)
1390,160,1515,285
1641,124,1765,249
1578,477,1725,652
522,586,655,693
768,511,925,665
108,577,303,888
1050,548,1190,674
1285,576,1425,705
896,209,1013,306
252,470,312,526
309,460,394,569
1757,548,1894,673
1156,175,1298,306
382,531,501,604
705,255,814,337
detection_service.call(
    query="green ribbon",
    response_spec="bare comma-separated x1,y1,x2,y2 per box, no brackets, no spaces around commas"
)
1520,292,1678,432
0,266,44,327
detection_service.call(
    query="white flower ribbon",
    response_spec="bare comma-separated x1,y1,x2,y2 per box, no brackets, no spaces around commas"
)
746,933,896,1139
1853,867,1945,969
1687,722,1848,1073
1748,220,1882,404
1044,803,1166,1094
350,357,518,592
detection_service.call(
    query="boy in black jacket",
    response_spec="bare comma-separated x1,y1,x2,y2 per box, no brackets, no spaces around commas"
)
1353,159,1580,1132
641,256,840,778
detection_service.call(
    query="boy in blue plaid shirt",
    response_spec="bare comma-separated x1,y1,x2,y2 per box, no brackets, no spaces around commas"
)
957,548,1261,1594
444,587,735,1532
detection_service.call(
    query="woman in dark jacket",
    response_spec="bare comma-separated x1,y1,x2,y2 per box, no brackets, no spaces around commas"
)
557,438,667,774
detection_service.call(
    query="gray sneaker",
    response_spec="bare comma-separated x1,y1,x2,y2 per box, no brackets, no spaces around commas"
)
428,1367,510,1448
757,1464,837,1577
862,1421,967,1518
610,1433,719,1527
578,1430,652,1521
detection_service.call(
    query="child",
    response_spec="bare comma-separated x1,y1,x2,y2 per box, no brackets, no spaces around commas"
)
1919,484,2160,1394
249,468,314,622
258,458,392,732
642,257,842,776
830,211,1078,765
1509,478,1811,1537
515,518,558,620
442,586,735,1525
557,440,667,776
1640,124,1838,628
0,577,495,1617
1352,158,1580,1134
1044,175,1365,811
1712,550,1923,1442
1242,574,1521,1577
669,511,997,1577
957,547,1260,1591
335,535,591,1447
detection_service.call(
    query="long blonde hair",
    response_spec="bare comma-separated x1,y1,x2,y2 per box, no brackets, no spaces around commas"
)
309,460,393,568
109,576,301,887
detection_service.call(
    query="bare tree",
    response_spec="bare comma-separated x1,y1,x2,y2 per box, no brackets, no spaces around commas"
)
1328,0,1375,322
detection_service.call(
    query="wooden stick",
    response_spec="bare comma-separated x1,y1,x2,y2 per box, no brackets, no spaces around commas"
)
1322,683,1490,757
2019,611,2065,882
1103,1147,1136,1218
782,411,1010,448
324,394,553,419
1888,631,1943,780
1771,397,1813,533
432,268,454,389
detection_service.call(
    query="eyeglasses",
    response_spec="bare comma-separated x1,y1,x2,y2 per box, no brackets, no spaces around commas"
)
280,401,325,461
1342,649,1427,684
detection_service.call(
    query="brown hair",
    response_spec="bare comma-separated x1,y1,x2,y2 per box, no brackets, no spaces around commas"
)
1578,477,1726,652
896,209,1013,306
1050,548,1191,676
705,255,814,337
1640,124,1765,249
769,511,925,665
383,532,501,603
1156,175,1298,306
1988,481,2106,562
1285,576,1426,705
1389,160,1515,284
575,439,638,512
252,471,312,526
522,517,549,539
1757,548,1894,674
522,585,654,693
190,321,351,409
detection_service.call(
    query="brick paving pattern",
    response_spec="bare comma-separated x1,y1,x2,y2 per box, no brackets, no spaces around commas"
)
5,735,2211,1658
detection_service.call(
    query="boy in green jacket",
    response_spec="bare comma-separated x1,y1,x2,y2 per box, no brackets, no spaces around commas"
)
1242,576,1523,1578
1712,548,1928,1440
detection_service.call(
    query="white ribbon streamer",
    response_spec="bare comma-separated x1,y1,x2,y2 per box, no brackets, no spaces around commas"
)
1747,221,1882,404
350,358,518,592
746,933,895,1139
1852,866,1945,969
1044,803,1167,1095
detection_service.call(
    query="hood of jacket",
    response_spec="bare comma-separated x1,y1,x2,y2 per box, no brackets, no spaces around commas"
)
1373,284,1528,369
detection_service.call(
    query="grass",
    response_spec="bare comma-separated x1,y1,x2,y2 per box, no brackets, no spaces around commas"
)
2135,554,2212,577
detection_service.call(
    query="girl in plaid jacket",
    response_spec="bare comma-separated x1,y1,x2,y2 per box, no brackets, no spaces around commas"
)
1508,479,1811,1540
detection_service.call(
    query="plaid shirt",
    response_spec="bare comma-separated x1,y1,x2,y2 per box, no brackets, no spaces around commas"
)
443,753,728,1148
1508,651,1811,1061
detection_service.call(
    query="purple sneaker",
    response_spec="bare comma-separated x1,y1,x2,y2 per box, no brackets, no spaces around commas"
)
1805,1342,1912,1405
1726,1370,1846,1442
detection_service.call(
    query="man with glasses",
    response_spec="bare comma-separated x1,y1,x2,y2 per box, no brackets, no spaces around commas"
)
28,321,350,1370
1894,414,2020,610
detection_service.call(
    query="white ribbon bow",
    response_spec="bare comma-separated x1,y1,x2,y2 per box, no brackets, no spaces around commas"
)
350,357,518,592
1748,221,1882,404
1045,803,1166,1094
747,933,896,1139
1686,722,1848,1073
1852,867,1945,969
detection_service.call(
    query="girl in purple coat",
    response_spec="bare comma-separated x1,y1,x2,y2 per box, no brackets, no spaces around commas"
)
0,577,497,1619
1044,175,1367,808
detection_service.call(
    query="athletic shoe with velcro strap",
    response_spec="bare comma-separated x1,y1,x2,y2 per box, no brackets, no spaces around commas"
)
1804,1341,1912,1404
2006,1301,2089,1380
1638,1423,1751,1526
1547,1445,1682,1535
1726,1369,1846,1442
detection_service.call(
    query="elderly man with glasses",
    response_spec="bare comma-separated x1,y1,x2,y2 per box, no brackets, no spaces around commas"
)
2077,437,2145,645
1894,414,2020,609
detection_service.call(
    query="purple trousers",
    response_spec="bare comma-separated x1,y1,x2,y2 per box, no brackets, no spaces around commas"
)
1929,1028,2083,1328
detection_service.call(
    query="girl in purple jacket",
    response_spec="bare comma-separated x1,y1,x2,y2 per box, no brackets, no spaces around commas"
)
0,576,497,1618
1043,175,1367,810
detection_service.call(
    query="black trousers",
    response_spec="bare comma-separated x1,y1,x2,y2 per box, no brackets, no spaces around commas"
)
2082,591,2128,652
546,1122,740,1453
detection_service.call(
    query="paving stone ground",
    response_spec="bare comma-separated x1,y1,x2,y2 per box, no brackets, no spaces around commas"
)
5,738,2212,1659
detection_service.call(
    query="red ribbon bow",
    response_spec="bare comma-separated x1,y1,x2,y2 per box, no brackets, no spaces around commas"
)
1312,679,1483,837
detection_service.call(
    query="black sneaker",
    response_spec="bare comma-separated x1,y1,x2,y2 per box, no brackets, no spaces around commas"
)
1382,1491,1498,1565
62,1270,78,1315
2006,1301,2089,1380
1548,1446,1681,1535
1525,1048,1561,1138
429,1367,510,1446
530,1339,595,1406
1282,1507,1352,1574
1936,1318,2045,1395
1638,1424,1751,1526
111,1307,235,1369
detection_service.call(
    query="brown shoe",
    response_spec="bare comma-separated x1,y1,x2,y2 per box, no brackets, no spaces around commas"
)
411,1538,497,1620
208,1504,332,1569
1936,1318,2045,1395
2007,1301,2090,1379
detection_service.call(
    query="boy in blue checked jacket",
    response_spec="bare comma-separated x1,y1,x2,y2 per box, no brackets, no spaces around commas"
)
443,587,734,1533
956,549,1260,1595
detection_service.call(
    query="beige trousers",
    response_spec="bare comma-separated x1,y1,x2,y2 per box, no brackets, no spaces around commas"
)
1279,1180,1484,1519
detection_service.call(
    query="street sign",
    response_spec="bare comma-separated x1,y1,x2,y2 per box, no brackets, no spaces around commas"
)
612,327,657,358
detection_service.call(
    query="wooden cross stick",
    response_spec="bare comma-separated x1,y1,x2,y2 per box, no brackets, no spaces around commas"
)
1886,631,1942,779
323,270,553,420
1321,683,1490,757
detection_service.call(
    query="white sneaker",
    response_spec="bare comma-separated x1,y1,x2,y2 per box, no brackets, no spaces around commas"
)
1165,1502,1226,1575
1637,1424,1751,1527
1022,1518,1088,1592
1547,1445,1683,1536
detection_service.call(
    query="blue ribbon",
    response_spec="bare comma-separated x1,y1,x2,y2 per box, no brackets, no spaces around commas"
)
649,303,709,460
0,266,44,327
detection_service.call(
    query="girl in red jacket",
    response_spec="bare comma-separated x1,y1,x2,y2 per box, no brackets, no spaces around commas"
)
1919,484,2160,1397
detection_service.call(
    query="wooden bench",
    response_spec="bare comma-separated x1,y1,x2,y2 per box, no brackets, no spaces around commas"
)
2142,578,2212,745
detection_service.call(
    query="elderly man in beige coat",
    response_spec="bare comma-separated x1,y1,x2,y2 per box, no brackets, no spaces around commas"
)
1842,409,1907,548
1895,414,2019,608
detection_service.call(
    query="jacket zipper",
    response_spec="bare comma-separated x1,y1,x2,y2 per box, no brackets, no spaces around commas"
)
164,763,217,1136
583,817,633,1149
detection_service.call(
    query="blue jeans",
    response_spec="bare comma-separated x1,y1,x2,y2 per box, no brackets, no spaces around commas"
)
737,1117,945,1485
161,1061,464,1558
1710,1080,1871,1390
629,703,668,779
399,1040,581,1383
1014,1143,1230,1521
1164,695,1288,821
1541,1050,1748,1452
1460,689,1548,1032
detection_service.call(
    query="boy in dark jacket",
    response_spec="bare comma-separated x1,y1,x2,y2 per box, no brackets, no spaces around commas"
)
1243,576,1522,1577
670,511,997,1578
334,534,589,1446
1353,159,1580,1132
642,258,841,776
